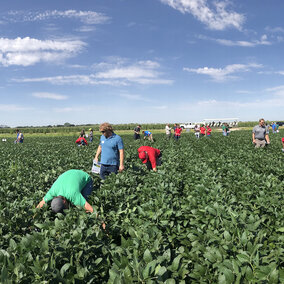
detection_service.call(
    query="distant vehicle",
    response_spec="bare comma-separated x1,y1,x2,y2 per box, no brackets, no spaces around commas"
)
276,121,284,126
180,123,196,129
180,118,239,129
203,118,239,127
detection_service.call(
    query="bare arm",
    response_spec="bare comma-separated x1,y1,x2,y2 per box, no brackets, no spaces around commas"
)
94,145,102,162
252,133,256,144
36,199,46,208
119,149,124,172
265,134,270,144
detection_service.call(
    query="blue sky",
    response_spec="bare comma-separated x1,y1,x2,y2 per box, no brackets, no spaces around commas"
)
0,0,283,127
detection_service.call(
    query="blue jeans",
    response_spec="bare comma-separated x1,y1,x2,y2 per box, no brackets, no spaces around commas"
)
81,180,93,200
100,164,119,180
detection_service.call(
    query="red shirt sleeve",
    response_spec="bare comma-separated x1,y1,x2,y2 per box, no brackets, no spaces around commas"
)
75,137,81,144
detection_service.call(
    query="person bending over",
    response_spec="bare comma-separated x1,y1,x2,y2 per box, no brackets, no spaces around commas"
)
138,146,162,172
37,169,94,213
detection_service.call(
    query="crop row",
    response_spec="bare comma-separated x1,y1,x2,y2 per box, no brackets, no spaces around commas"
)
0,131,283,283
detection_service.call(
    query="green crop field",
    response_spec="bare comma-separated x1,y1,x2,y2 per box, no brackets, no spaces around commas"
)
0,131,283,283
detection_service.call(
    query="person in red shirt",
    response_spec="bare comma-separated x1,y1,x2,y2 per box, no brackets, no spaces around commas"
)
200,124,206,137
282,137,284,152
206,125,212,137
174,124,182,141
138,146,162,171
76,134,88,146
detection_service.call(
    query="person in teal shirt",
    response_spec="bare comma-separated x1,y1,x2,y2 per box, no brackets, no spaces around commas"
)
37,170,94,213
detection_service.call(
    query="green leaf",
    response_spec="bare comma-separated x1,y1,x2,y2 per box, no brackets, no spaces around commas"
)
276,227,284,232
269,268,279,284
236,254,250,264
143,249,152,263
155,266,167,276
171,255,182,271
224,231,231,241
60,263,71,277
165,279,175,284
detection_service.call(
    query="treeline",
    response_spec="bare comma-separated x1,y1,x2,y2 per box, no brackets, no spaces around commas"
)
0,121,281,134
0,123,168,134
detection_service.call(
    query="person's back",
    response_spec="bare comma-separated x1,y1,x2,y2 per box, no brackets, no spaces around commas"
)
44,170,91,207
138,146,161,171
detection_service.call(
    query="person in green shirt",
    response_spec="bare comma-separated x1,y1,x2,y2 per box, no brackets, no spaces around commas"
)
37,169,94,213
222,123,229,136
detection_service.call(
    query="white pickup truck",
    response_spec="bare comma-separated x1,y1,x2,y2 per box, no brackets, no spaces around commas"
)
180,123,198,129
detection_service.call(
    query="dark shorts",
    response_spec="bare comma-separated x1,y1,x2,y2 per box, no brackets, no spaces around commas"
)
134,133,140,140
81,179,93,200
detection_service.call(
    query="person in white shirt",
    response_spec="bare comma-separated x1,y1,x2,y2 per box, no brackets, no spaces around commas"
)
194,124,200,139
165,124,171,139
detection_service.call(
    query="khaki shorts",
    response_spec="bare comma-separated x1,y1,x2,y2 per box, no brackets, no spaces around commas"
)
255,139,266,148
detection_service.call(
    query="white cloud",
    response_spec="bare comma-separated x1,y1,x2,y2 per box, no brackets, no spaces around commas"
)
0,37,86,66
53,107,87,113
265,85,284,96
198,34,272,47
120,94,152,102
152,105,168,110
6,10,110,25
183,63,262,82
32,92,68,100
0,104,32,111
265,26,284,33
235,90,255,94
75,26,96,32
14,59,173,86
160,0,244,30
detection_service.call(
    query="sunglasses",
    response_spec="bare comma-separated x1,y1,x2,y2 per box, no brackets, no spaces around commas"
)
101,130,105,133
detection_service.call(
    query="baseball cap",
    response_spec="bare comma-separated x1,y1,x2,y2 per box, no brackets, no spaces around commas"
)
51,197,65,213
138,152,148,163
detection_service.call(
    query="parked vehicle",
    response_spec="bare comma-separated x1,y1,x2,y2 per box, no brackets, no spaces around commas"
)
180,122,202,129
276,121,284,126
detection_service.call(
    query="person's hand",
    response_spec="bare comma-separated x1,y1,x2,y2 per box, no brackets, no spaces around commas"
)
94,158,98,164
252,140,256,144
119,165,124,172
102,222,106,230
36,199,45,208
153,167,157,172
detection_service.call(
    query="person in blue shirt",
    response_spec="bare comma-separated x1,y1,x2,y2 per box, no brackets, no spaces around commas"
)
272,122,276,134
94,122,124,180
142,130,154,142
15,129,24,143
